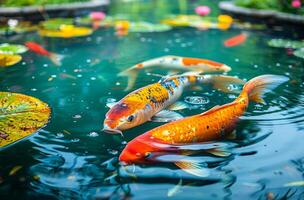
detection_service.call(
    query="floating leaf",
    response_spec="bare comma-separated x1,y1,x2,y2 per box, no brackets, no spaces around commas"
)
0,92,51,148
129,22,171,33
268,39,304,49
294,48,304,59
39,25,93,38
40,18,74,30
0,54,22,67
0,43,28,54
284,181,304,187
9,165,22,176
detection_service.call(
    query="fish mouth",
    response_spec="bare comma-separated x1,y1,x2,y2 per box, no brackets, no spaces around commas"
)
102,128,123,135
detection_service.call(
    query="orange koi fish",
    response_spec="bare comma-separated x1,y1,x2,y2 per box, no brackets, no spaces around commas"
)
103,73,244,135
25,41,63,66
119,75,288,176
224,33,247,47
118,55,232,91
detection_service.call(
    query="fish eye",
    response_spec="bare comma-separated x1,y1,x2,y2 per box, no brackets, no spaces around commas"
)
144,152,152,159
127,115,134,122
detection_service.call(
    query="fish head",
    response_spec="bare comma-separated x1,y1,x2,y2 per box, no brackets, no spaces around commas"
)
119,135,158,164
103,100,150,133
219,64,231,72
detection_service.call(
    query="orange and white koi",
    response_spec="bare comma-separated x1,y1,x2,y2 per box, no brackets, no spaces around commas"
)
118,55,232,91
103,73,244,135
119,75,288,176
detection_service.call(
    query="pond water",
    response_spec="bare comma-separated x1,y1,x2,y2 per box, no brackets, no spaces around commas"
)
0,0,304,199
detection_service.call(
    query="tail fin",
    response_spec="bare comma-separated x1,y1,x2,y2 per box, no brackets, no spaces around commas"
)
242,75,289,103
49,53,64,66
118,68,139,91
206,75,245,93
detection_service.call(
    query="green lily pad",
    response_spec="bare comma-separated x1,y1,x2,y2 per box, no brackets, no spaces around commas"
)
40,18,74,30
294,48,304,59
0,92,51,148
0,43,28,54
129,22,171,32
268,39,304,49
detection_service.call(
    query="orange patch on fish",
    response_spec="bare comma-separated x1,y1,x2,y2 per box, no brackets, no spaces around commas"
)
136,63,144,68
182,58,222,67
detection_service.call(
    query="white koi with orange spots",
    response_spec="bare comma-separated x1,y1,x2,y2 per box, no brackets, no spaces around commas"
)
118,55,231,91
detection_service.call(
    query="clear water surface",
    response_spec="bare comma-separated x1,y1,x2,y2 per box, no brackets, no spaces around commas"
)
0,0,304,199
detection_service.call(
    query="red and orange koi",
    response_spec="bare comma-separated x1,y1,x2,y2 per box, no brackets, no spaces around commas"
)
119,75,288,176
224,33,247,47
103,73,244,135
118,55,232,91
25,41,63,66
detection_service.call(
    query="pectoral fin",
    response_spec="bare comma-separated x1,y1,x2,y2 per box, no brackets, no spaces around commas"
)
206,148,231,157
174,161,210,177
167,101,189,111
151,110,183,122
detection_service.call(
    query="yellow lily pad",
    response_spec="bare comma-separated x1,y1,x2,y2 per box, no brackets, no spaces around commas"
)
0,54,22,67
39,25,93,38
0,92,51,148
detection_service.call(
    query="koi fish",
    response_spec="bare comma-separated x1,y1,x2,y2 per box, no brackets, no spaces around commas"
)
103,73,244,135
25,41,63,66
119,75,288,176
118,55,232,91
224,33,247,47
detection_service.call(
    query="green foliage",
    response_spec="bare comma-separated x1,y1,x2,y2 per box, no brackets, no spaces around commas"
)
235,0,281,10
234,0,304,15
1,0,89,7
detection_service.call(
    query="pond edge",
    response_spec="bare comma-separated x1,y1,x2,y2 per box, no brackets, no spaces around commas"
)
219,1,304,25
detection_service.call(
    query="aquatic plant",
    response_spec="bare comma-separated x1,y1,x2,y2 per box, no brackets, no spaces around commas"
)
0,0,89,7
234,0,304,15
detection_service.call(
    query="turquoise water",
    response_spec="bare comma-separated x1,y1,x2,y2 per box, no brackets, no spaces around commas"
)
1,1,304,199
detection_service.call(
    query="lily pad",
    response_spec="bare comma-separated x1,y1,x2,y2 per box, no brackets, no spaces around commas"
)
40,18,74,30
0,43,28,54
0,54,22,67
0,92,51,148
129,22,171,32
268,39,304,49
39,25,93,38
294,48,304,59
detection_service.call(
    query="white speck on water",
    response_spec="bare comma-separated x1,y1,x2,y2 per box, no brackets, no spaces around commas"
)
71,138,80,143
51,75,57,78
56,133,64,138
288,65,293,69
121,141,127,145
32,76,35,79
86,59,91,63
31,88,37,91
164,48,170,52
140,37,146,42
276,63,281,67
107,149,118,155
73,114,82,119
43,64,48,67
254,64,258,68
77,74,83,78
235,58,239,62
88,132,99,137
184,96,209,105
90,77,96,80
22,62,26,65
107,98,116,103
115,82,121,86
